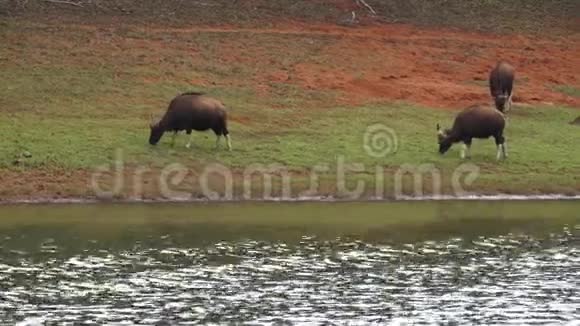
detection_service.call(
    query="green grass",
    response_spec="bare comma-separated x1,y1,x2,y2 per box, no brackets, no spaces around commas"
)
2,94,579,171
554,85,580,98
2,94,579,196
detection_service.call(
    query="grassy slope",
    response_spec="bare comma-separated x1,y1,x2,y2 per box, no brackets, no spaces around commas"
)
0,19,579,199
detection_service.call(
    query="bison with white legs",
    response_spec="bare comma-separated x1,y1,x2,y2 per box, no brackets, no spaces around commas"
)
149,92,232,151
489,61,515,113
437,104,507,160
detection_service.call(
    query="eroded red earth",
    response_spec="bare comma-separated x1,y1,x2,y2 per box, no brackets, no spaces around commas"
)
246,23,579,108
21,17,579,109
158,22,579,109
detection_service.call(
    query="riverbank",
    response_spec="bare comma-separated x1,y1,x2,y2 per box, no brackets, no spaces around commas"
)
1,13,579,202
2,195,580,206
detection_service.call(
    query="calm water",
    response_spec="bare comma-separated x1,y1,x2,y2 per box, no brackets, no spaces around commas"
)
0,201,578,325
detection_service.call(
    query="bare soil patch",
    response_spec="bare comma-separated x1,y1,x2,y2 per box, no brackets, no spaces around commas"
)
21,19,578,109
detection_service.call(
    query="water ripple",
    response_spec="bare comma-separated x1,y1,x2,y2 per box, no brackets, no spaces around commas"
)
1,227,578,324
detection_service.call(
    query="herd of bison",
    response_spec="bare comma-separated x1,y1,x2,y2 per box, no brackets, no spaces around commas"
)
148,61,517,161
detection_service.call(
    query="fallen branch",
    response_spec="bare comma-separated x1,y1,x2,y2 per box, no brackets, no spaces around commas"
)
42,0,83,7
355,0,376,15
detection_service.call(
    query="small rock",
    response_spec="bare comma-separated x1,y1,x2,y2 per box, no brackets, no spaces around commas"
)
22,151,32,158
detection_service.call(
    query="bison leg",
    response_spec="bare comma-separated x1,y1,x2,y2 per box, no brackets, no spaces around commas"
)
225,135,232,151
215,135,221,149
502,139,508,159
461,140,472,159
171,131,178,147
494,135,506,160
466,144,471,159
185,131,194,149
216,124,232,151
214,135,232,151
496,143,508,160
221,123,231,151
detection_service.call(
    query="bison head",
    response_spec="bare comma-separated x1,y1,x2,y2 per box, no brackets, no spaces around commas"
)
437,124,453,154
149,122,164,145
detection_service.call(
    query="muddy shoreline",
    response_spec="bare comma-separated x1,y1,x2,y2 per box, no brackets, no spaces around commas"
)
1,194,580,206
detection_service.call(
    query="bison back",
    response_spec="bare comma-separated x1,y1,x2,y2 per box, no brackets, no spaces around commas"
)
454,105,505,138
489,62,515,97
164,94,227,132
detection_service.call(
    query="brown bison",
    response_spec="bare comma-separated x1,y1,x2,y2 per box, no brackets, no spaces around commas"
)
149,92,231,150
489,61,515,113
437,104,507,160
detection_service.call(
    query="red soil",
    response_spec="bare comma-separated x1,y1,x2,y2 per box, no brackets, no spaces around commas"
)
260,23,579,108
39,18,579,109
146,22,579,109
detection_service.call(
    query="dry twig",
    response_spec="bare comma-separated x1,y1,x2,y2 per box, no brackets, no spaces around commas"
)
355,0,376,15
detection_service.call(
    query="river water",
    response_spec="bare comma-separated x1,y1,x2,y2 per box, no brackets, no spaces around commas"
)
0,201,578,325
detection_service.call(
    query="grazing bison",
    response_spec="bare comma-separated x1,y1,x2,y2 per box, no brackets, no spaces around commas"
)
489,61,515,113
149,92,231,150
437,104,507,160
